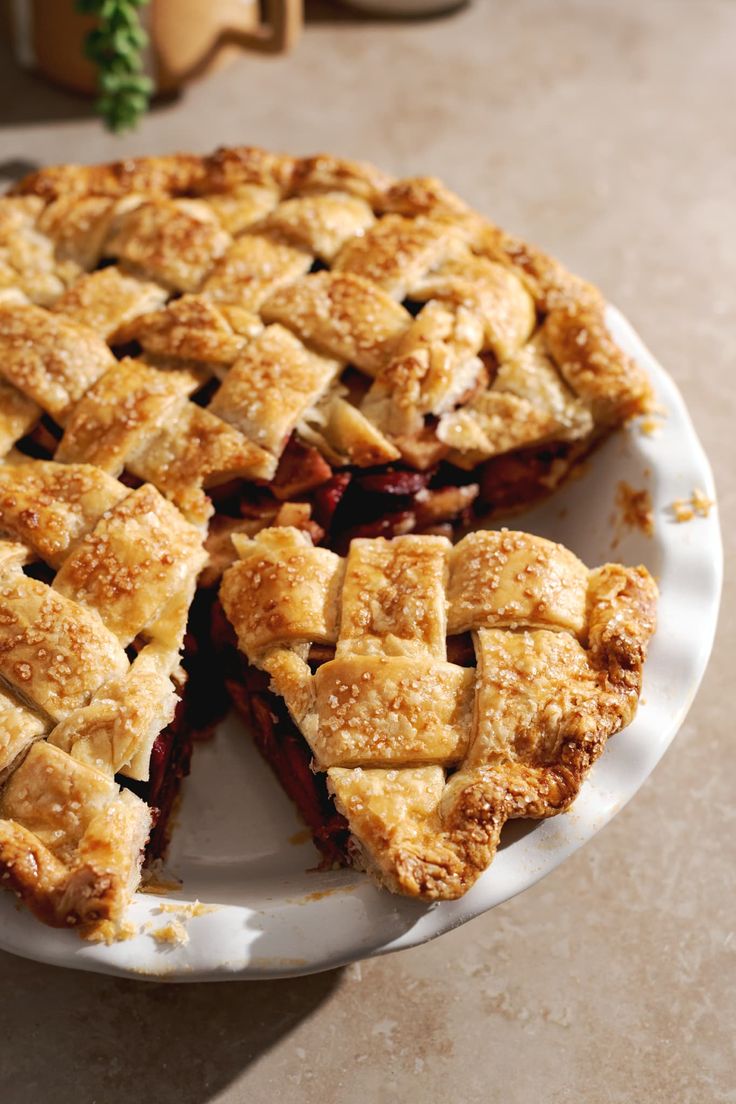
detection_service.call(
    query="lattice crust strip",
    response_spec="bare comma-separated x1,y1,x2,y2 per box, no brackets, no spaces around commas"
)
220,527,657,900
0,463,205,934
0,147,652,529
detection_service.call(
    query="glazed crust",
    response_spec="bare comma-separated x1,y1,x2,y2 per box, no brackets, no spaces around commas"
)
0,461,128,567
1,146,652,508
0,541,130,722
0,302,115,420
0,461,205,933
0,458,204,820
52,266,167,341
221,527,657,900
0,742,150,933
0,685,46,778
52,482,206,645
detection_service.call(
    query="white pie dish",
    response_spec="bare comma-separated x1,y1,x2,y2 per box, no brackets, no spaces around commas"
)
0,305,721,981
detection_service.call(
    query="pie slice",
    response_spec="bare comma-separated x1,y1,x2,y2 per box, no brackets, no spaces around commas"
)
0,741,151,936
0,463,205,935
220,527,657,898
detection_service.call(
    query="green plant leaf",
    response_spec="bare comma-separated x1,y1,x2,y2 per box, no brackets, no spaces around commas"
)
80,0,152,132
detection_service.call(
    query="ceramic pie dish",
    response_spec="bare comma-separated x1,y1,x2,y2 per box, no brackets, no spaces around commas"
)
0,149,721,978
0,304,719,979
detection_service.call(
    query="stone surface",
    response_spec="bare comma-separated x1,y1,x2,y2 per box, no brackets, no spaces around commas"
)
0,1,734,1101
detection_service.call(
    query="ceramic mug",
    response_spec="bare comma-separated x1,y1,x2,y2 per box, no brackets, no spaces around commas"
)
9,0,303,95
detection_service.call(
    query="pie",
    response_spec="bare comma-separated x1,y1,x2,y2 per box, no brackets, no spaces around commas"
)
220,527,657,897
0,146,657,933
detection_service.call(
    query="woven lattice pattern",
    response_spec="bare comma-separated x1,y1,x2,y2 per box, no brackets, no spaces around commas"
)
1,148,652,529
0,148,657,931
221,526,657,899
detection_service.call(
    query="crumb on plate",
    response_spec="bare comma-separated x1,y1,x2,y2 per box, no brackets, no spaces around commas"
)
155,899,216,918
671,488,715,523
615,481,654,537
149,919,190,947
639,414,666,437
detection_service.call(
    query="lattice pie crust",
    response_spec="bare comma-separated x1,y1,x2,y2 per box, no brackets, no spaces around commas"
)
0,147,657,931
221,527,657,899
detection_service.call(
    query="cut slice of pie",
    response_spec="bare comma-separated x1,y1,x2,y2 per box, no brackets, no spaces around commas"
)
220,527,657,898
0,463,205,935
0,146,657,934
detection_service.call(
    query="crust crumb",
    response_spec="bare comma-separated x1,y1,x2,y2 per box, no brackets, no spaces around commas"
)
670,488,714,523
149,919,189,946
154,899,216,918
115,920,139,942
615,481,654,537
638,416,664,437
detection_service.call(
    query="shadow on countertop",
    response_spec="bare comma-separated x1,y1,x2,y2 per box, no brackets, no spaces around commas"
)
0,38,95,128
0,948,342,1103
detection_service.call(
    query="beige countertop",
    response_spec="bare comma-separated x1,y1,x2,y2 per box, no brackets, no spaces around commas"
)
0,2,733,1101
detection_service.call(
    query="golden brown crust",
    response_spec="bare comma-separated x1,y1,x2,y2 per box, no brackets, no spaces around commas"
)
0,461,204,933
10,153,208,201
209,325,341,456
36,195,120,271
0,464,204,732
53,482,206,645
543,302,653,423
222,527,658,900
334,214,460,300
48,649,177,779
0,381,40,457
2,146,651,489
0,461,128,567
53,351,275,523
446,529,589,636
0,303,115,420
201,231,312,311
127,401,276,525
52,266,167,341
289,153,393,204
262,271,411,376
339,535,450,658
114,294,257,365
220,527,343,655
55,357,200,475
104,199,230,293
378,176,470,218
0,540,129,721
0,742,150,934
363,301,484,438
262,192,376,262
409,254,537,363
0,195,68,306
199,146,295,196
0,685,46,777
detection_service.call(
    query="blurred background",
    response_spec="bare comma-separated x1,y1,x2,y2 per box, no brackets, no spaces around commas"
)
0,3,734,1102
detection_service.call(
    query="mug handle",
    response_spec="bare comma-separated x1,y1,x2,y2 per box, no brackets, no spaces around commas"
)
227,0,303,54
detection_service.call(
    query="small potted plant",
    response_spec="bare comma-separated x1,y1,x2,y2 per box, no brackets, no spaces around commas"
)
8,0,303,131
